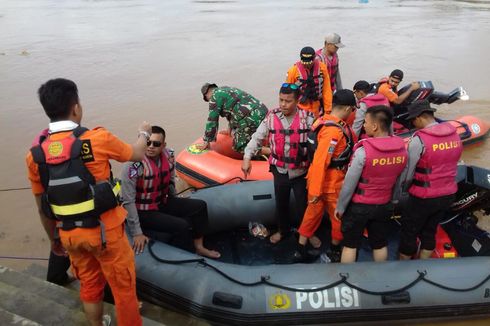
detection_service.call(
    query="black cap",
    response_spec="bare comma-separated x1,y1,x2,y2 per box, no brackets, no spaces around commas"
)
353,80,372,93
201,82,218,102
333,89,357,106
300,46,316,63
406,100,437,119
390,69,404,81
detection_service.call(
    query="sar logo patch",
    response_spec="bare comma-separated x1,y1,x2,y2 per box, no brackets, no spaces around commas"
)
80,140,94,162
48,141,63,156
187,144,208,155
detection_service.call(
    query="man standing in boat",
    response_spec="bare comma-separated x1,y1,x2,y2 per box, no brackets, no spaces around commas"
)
316,33,344,93
352,80,390,138
286,46,332,118
120,126,220,259
335,105,407,263
26,78,146,326
377,69,420,106
241,83,314,244
197,83,268,153
295,89,357,262
398,100,462,260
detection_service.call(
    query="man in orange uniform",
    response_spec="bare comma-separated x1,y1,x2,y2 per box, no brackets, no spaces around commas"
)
295,89,357,262
286,46,332,118
377,69,420,106
26,78,149,326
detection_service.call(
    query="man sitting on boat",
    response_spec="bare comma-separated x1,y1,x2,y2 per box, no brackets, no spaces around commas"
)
121,126,220,259
335,105,407,263
352,80,390,138
242,83,314,244
286,46,332,118
399,100,462,260
377,69,420,106
197,83,268,153
295,90,357,262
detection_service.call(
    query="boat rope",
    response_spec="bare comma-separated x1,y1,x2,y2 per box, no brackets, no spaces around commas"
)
0,187,31,192
147,240,490,295
0,255,49,261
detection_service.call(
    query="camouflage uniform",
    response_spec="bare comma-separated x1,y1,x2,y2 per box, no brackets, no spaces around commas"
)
203,86,268,153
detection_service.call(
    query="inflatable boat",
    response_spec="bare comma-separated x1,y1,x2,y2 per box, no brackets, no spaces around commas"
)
135,164,490,325
177,84,489,188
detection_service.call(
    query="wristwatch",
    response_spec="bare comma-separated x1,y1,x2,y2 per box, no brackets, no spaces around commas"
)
138,130,150,141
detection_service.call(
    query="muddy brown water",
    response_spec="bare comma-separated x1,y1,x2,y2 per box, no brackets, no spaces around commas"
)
1,0,490,324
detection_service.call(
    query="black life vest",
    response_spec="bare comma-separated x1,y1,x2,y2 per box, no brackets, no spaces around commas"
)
30,126,120,230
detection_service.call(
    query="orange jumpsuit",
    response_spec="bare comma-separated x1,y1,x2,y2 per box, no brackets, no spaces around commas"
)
286,61,332,117
298,114,355,242
27,127,142,326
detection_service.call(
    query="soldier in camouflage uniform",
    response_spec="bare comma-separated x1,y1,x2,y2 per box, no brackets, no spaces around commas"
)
198,83,268,153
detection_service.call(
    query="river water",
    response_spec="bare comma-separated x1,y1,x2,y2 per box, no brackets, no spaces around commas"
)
1,0,490,324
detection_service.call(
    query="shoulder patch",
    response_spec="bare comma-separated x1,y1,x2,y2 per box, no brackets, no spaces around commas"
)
80,139,94,162
128,162,141,179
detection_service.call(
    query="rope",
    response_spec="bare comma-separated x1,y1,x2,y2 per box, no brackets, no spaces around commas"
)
0,255,49,261
148,241,490,295
0,187,31,192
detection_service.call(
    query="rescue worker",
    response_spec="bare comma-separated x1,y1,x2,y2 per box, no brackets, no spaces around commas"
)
352,80,390,138
120,126,220,259
399,100,463,260
316,33,344,93
295,89,357,262
197,83,268,153
377,69,420,106
335,105,407,263
26,78,147,326
241,84,315,244
286,46,332,118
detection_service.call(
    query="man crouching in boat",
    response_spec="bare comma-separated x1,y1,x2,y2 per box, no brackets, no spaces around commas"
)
197,83,268,153
120,126,220,259
335,105,407,263
242,83,314,244
398,100,462,260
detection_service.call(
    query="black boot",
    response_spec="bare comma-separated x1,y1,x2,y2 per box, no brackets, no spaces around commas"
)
326,244,342,263
289,243,321,263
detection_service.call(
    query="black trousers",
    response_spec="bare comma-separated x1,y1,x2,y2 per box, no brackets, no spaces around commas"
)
138,197,208,251
399,194,455,256
271,166,307,234
46,251,71,285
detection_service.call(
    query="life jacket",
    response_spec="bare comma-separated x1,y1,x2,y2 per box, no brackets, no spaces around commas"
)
316,49,338,92
375,77,397,94
135,152,171,211
30,127,120,231
268,108,310,169
295,60,323,104
351,136,407,204
307,118,354,169
409,123,463,199
359,93,390,108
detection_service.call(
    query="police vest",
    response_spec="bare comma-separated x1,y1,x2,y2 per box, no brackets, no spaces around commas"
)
30,127,120,230
316,49,339,92
268,108,310,169
351,136,407,204
409,123,462,199
295,60,323,103
307,119,354,169
135,152,171,211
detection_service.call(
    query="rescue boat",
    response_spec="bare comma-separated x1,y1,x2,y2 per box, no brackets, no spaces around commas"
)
135,164,490,325
176,114,489,188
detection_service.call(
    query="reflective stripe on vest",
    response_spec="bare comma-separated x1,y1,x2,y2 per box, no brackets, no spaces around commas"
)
136,153,171,211
351,136,407,204
268,108,309,169
295,60,323,103
408,123,462,199
51,199,95,216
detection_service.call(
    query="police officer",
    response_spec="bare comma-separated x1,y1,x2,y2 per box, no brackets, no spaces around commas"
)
241,83,314,244
316,33,345,93
335,105,407,263
121,126,220,259
399,100,463,260
26,78,148,325
286,46,332,117
197,83,268,153
295,89,357,262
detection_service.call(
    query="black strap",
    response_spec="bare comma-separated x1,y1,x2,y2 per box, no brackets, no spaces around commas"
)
415,167,432,174
355,188,365,195
412,179,430,188
359,177,369,184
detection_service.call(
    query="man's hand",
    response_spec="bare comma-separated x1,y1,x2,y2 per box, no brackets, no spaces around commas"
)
196,141,210,150
138,121,151,134
132,234,149,254
308,196,320,204
218,129,231,136
334,210,342,221
51,240,68,257
410,82,420,91
260,147,271,156
241,158,252,179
